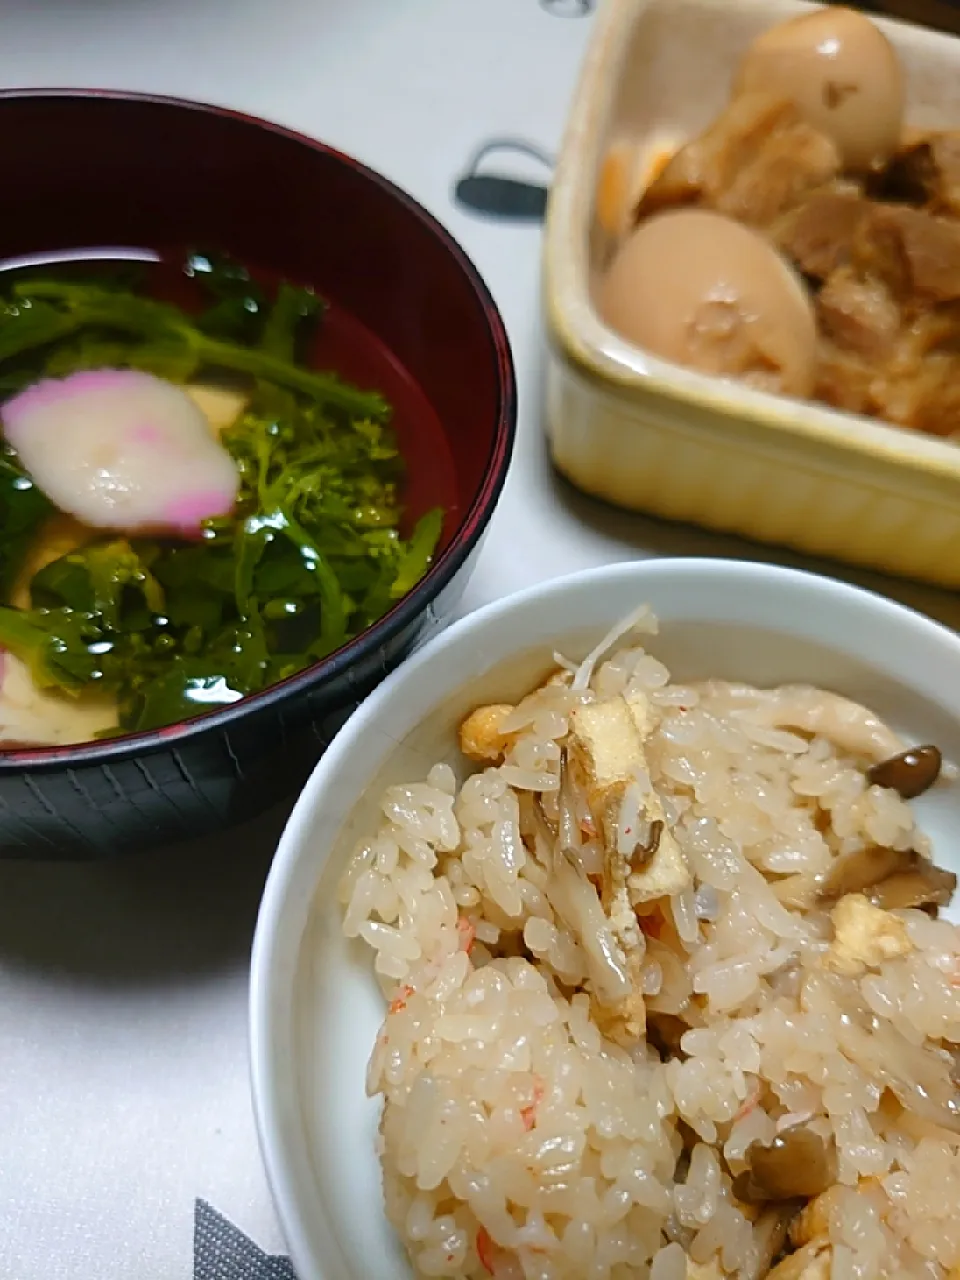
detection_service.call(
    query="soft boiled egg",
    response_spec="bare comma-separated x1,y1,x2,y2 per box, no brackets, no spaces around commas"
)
597,208,818,399
734,7,904,171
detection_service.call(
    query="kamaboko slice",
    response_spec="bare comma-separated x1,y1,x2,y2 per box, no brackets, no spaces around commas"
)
1,369,240,536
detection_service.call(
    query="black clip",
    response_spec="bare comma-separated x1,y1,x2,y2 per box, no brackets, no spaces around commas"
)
453,138,554,223
540,0,595,15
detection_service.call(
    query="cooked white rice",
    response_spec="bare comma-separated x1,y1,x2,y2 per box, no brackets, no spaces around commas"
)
339,609,960,1279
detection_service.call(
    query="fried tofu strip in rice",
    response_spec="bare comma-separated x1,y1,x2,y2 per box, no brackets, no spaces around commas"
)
458,669,572,764
567,692,691,1043
459,677,692,1047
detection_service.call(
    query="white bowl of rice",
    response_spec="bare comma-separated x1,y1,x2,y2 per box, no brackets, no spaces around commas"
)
250,557,960,1280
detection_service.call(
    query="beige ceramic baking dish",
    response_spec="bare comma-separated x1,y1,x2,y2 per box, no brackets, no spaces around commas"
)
543,0,960,588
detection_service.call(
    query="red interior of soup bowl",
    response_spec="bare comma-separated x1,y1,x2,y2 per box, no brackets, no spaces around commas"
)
0,89,516,774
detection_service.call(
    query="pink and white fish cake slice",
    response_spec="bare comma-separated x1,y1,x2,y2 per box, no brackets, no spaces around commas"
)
2,368,240,536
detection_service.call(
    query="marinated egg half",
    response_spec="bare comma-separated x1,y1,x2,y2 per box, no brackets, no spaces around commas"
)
734,6,904,170
598,209,818,398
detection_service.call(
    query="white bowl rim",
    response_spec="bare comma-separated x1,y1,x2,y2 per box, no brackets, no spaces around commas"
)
249,555,960,1275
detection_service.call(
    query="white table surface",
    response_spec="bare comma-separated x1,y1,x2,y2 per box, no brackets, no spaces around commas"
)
2,2,959,1277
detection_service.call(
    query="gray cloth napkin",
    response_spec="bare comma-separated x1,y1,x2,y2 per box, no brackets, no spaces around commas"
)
194,1201,296,1280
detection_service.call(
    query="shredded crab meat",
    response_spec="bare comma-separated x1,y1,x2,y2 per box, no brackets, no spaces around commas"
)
694,682,906,762
569,603,658,692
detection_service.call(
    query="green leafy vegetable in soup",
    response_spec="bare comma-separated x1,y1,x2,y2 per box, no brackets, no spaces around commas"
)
0,254,444,740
